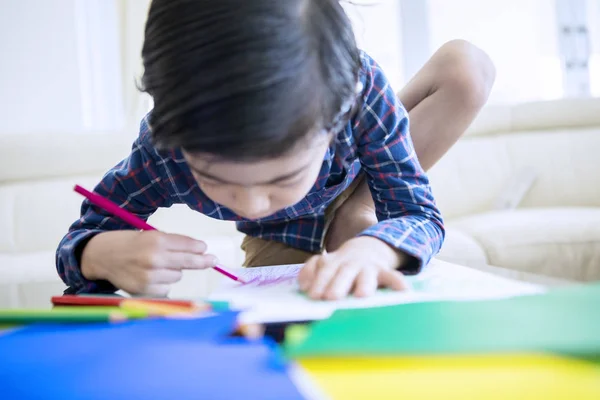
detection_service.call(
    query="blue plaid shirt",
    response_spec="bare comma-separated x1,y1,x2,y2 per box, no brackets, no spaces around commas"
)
57,52,445,294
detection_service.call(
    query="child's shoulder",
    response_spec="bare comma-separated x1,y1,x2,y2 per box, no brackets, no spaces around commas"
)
356,51,400,106
358,50,376,73
137,113,155,149
344,50,406,142
136,113,184,162
357,50,387,88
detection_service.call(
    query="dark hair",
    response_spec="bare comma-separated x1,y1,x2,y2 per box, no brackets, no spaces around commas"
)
140,0,361,160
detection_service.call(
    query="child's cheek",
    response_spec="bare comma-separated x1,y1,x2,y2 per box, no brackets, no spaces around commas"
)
273,181,315,210
198,184,227,205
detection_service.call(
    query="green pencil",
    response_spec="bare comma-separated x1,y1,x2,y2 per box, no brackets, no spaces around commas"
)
0,324,19,335
0,307,147,324
52,306,149,319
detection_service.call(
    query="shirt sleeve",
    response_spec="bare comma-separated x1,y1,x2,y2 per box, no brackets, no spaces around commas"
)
354,54,445,274
56,126,174,294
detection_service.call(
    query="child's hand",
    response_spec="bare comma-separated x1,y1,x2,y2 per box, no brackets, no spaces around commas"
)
298,237,408,300
81,231,218,296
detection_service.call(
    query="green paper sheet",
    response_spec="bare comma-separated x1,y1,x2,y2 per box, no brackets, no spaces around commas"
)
286,283,600,357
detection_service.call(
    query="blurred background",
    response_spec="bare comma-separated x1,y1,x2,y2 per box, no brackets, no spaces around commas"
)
1,0,599,307
2,0,599,133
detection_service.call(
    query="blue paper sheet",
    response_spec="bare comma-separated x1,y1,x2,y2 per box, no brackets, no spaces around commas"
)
0,312,304,399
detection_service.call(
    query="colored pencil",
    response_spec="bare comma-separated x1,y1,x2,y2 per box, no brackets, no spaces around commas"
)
51,295,123,307
51,306,149,318
120,299,209,316
0,308,137,324
51,295,197,308
73,184,245,284
0,324,18,333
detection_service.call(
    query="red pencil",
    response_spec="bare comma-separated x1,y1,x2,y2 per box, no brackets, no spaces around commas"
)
51,295,196,308
52,295,123,307
73,184,245,284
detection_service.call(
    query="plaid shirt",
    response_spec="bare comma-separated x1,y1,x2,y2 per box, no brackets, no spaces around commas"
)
56,52,445,294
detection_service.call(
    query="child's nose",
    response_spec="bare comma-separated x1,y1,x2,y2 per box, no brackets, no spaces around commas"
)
234,188,270,219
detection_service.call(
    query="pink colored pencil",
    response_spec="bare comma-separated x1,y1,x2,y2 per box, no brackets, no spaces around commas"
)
74,185,245,284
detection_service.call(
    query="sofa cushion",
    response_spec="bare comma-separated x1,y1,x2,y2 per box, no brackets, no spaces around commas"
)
428,128,600,220
448,208,600,281
0,252,65,308
436,227,488,267
466,98,600,137
0,133,133,183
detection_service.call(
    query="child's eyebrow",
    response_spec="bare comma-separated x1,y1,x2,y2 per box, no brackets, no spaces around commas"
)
190,164,309,185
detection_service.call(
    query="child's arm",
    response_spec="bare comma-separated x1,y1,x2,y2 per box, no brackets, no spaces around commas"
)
354,53,445,273
298,54,445,300
56,125,209,295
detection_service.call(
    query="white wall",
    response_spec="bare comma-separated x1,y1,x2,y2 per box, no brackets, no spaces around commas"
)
343,0,404,91
427,0,562,104
0,0,83,133
119,0,152,130
0,0,124,134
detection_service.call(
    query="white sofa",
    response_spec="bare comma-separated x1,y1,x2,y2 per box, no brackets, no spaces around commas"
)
1,98,599,307
430,98,600,282
0,133,244,307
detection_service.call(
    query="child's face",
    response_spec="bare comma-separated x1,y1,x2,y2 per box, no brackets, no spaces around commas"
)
183,137,330,220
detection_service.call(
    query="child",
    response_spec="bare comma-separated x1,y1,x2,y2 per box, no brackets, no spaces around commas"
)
57,0,494,300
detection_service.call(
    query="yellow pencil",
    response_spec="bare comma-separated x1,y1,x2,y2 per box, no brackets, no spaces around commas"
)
120,299,208,316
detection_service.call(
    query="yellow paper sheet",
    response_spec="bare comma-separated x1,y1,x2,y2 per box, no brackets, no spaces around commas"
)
300,354,600,400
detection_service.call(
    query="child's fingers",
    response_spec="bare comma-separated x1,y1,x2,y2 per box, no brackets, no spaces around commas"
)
148,268,183,284
378,269,408,291
174,253,219,270
143,283,171,298
307,256,341,300
323,265,360,300
298,255,319,292
158,233,207,254
353,269,378,297
154,252,218,270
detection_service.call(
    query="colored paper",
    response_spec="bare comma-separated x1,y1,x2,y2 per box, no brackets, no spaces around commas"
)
208,259,543,323
0,312,304,399
300,354,600,400
285,283,600,357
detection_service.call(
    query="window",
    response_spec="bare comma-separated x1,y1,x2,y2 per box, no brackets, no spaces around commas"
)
400,0,599,104
587,0,600,96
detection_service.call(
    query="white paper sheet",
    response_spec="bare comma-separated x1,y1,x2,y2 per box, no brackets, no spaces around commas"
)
207,259,544,324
